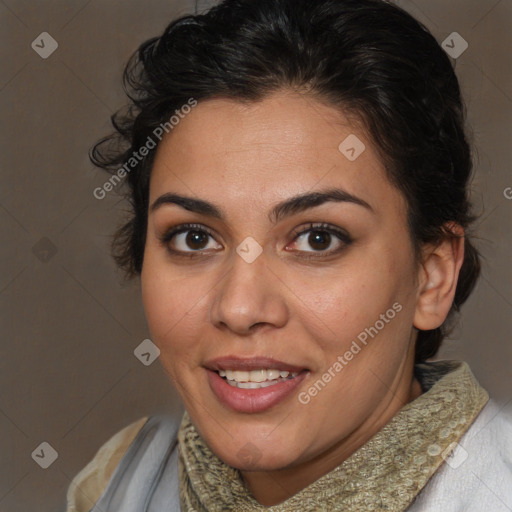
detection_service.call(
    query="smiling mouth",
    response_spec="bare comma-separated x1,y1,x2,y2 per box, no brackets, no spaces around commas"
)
217,369,301,389
206,362,309,413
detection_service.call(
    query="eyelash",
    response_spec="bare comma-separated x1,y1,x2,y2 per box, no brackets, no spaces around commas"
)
158,222,352,260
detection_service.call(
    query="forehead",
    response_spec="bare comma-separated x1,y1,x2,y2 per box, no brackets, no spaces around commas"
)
149,90,405,219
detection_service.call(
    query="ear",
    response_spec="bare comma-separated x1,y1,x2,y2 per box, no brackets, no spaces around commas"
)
413,223,465,331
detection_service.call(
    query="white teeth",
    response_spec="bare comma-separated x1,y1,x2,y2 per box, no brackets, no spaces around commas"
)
233,370,250,381
249,370,267,382
228,380,280,389
236,381,260,389
218,368,299,384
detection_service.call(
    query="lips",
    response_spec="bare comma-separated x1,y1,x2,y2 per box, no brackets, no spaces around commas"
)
204,356,309,413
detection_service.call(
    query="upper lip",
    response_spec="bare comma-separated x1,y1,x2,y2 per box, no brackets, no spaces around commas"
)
204,356,307,373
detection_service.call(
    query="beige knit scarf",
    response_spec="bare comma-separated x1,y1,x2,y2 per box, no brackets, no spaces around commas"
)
177,361,488,511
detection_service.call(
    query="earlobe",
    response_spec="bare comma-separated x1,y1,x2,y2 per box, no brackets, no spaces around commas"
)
413,225,465,331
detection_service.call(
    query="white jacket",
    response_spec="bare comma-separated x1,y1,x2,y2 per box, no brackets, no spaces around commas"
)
408,399,512,511
67,399,512,511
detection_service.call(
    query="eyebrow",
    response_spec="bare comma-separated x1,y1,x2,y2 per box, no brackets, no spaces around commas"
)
149,187,374,223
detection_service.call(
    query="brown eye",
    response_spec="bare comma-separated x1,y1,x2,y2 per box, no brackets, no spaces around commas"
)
159,223,222,255
307,231,332,251
186,230,209,250
288,222,352,257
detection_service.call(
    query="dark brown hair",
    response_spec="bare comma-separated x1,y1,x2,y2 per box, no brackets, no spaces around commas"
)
91,0,480,362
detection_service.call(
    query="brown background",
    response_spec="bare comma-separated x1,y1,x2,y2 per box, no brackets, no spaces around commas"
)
1,0,511,510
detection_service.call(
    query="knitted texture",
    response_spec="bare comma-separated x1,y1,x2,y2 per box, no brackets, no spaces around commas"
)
177,361,488,511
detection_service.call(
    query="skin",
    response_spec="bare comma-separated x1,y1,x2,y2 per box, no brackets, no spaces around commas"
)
141,89,464,505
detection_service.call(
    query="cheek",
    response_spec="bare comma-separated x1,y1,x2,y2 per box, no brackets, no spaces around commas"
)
141,270,172,339
292,262,396,329
141,275,200,384
298,251,414,355
141,254,204,353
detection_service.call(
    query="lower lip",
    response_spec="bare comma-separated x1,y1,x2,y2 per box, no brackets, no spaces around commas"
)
206,369,308,413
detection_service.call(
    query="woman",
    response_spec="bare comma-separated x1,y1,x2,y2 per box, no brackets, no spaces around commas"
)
67,0,512,510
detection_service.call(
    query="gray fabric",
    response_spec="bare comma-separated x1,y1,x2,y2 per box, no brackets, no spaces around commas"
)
91,413,182,512
407,399,512,511
89,396,512,511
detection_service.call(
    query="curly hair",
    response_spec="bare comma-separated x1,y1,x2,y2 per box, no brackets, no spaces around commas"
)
91,0,481,363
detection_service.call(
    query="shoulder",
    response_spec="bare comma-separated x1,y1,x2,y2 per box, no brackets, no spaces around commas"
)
66,417,150,512
66,412,184,512
409,399,512,511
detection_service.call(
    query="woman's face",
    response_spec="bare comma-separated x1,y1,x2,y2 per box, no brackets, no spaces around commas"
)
141,90,422,473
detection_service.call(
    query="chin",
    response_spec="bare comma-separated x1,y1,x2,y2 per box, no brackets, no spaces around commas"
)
207,438,302,472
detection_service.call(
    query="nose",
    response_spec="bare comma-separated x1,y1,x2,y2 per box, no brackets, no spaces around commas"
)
209,247,289,336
